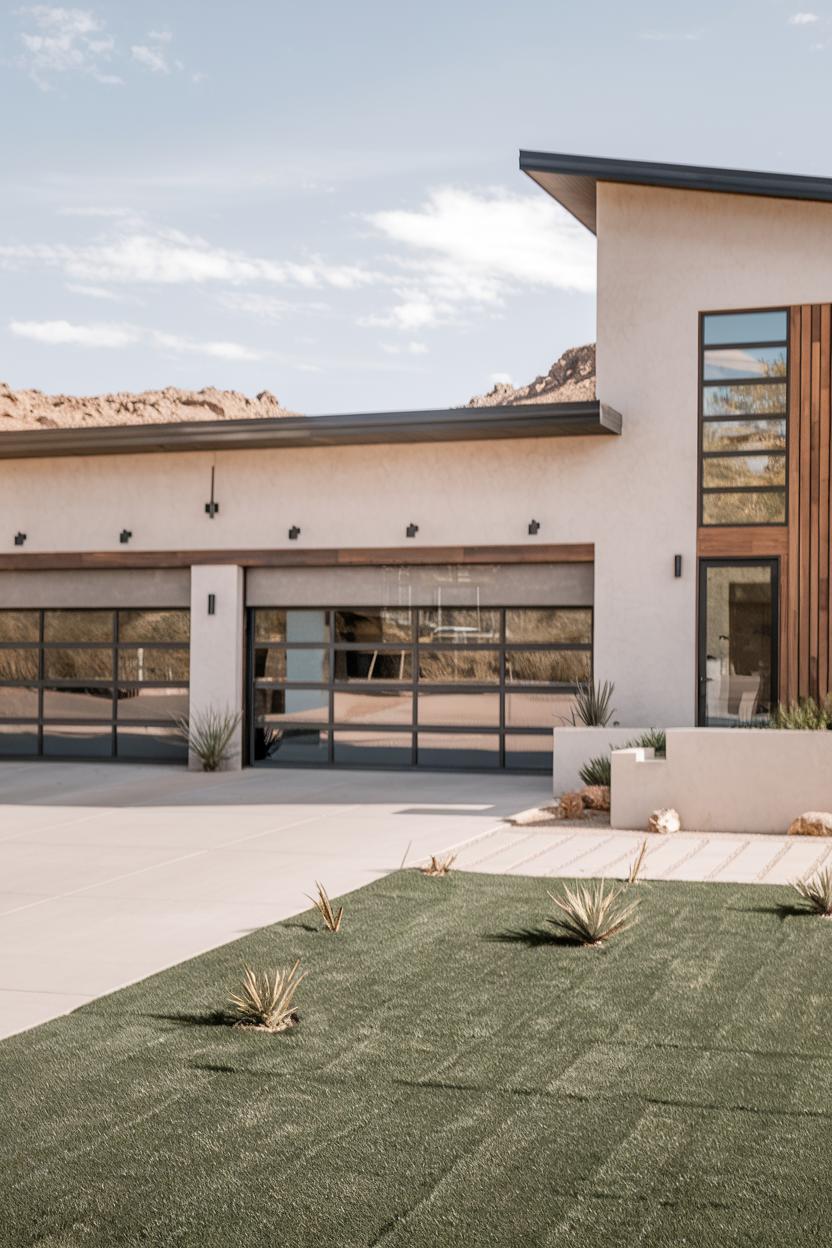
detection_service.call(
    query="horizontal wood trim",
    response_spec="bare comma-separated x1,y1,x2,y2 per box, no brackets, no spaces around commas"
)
696,527,789,558
0,543,595,572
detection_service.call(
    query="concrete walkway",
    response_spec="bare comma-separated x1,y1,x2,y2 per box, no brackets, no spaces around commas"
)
0,762,550,1039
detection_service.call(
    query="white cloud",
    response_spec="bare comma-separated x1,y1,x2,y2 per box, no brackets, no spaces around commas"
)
490,372,513,386
364,186,595,331
16,6,122,89
131,43,170,74
65,282,129,300
380,341,428,356
218,291,331,319
789,12,820,23
148,29,173,43
9,318,263,360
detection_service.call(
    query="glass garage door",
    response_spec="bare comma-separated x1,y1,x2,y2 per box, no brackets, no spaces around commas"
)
0,608,190,761
248,605,592,771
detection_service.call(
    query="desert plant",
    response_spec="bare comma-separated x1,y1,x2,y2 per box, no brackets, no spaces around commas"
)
579,753,611,787
627,838,649,884
421,853,457,876
547,878,639,945
178,706,242,771
625,728,667,756
770,697,832,730
307,881,344,932
228,960,306,1032
568,679,616,727
792,867,832,916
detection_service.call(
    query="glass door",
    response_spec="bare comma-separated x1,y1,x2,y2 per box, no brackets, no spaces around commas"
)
698,560,778,726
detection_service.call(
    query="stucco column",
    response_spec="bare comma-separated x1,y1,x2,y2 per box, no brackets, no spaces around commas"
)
188,564,245,770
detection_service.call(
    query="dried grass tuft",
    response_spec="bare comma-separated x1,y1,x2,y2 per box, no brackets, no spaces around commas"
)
628,838,649,884
228,960,306,1032
792,867,832,916
307,881,344,932
421,853,457,877
547,878,639,946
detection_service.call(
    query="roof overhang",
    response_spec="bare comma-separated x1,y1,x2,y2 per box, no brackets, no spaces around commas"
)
520,150,832,234
0,401,621,461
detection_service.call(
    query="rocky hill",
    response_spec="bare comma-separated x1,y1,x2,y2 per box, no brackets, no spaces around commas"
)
466,343,596,407
0,383,297,431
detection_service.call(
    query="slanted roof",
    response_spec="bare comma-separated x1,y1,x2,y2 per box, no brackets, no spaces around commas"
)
519,150,832,235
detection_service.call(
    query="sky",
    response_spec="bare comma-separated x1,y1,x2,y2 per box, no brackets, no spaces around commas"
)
0,0,829,414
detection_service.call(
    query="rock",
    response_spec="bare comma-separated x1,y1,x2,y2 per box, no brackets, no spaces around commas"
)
581,785,610,811
649,808,681,834
787,811,832,837
558,791,585,819
466,343,596,408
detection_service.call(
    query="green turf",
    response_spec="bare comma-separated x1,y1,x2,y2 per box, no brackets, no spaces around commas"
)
4,871,832,1246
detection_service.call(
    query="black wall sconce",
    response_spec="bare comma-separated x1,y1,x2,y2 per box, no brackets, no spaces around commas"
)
207,593,216,616
406,523,419,539
204,466,220,518
119,529,132,545
674,554,683,578
288,526,301,541
14,532,26,547
528,519,540,536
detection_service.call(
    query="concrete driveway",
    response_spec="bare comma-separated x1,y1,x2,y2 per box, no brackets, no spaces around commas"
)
0,762,549,1039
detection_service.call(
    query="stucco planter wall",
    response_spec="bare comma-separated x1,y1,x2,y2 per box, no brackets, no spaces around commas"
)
553,727,650,795
611,728,832,834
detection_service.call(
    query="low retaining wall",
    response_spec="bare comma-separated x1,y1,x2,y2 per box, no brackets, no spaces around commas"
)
611,728,832,834
552,727,649,795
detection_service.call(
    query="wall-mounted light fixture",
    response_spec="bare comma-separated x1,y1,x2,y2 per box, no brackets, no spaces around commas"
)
14,532,26,547
288,526,301,540
119,529,132,545
528,519,540,536
406,523,419,538
674,554,683,578
207,593,216,616
204,466,220,518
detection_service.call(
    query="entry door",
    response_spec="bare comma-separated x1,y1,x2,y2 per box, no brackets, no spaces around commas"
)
698,560,778,726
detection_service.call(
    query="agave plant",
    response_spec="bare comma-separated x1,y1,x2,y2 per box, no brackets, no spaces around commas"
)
547,878,639,945
307,881,344,932
229,960,306,1032
622,728,667,757
568,679,616,727
627,837,649,884
792,867,832,916
579,753,612,788
177,707,242,771
421,852,457,877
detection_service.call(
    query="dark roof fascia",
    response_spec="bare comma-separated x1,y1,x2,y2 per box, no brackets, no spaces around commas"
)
519,150,832,234
0,401,621,461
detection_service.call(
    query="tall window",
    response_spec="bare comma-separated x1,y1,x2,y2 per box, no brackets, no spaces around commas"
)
700,309,788,525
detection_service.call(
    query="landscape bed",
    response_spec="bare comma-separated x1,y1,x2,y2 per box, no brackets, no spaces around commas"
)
3,870,832,1245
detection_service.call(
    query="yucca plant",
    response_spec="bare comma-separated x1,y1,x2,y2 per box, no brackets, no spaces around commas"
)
792,867,832,916
307,881,344,932
770,697,832,730
568,679,616,727
627,838,649,884
579,753,611,787
228,960,306,1032
622,728,667,757
421,852,457,877
177,707,242,771
547,878,639,945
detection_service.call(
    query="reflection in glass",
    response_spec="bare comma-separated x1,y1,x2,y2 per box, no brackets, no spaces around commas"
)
332,730,412,766
505,690,575,728
0,724,38,754
255,687,329,722
334,609,412,645
418,608,499,644
253,609,330,644
116,726,188,761
0,611,39,642
702,419,786,453
116,687,189,721
417,691,499,726
505,735,552,770
43,686,113,720
119,610,190,643
702,310,787,345
418,650,499,683
701,491,786,525
505,608,592,644
44,610,113,643
43,725,113,757
703,346,786,381
45,648,113,681
701,455,786,489
505,650,591,684
253,724,330,763
417,733,499,768
333,650,411,682
0,650,39,681
332,690,413,725
703,383,786,418
0,686,38,718
117,648,190,682
702,563,774,726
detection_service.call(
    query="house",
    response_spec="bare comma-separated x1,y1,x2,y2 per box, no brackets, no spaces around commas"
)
1,149,830,771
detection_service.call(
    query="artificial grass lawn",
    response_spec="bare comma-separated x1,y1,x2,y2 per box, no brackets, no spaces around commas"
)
3,873,832,1247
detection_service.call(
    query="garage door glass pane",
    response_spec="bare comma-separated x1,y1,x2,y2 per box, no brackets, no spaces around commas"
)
333,690,413,725
417,691,499,726
43,687,113,720
45,649,113,681
255,688,329,723
116,687,189,721
44,611,113,642
418,608,500,643
334,609,412,644
505,735,552,770
0,724,38,754
253,610,330,644
333,650,411,682
505,651,591,684
333,731,412,766
417,733,500,768
0,612,39,642
43,725,113,757
505,608,592,643
0,687,38,718
418,651,499,683
117,649,189,682
118,610,190,643
255,726,330,763
0,651,39,681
